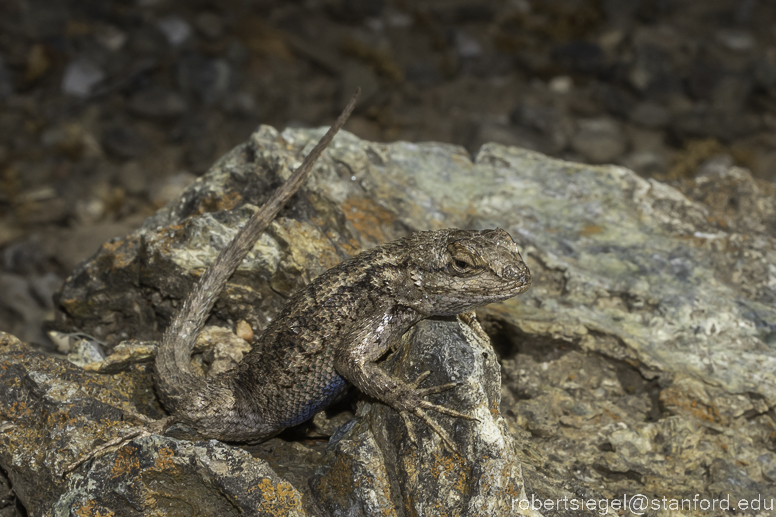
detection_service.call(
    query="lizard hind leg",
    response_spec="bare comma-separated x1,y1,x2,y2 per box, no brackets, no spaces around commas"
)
398,370,478,455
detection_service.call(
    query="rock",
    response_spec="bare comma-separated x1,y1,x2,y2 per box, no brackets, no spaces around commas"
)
27,125,776,514
61,58,105,98
454,30,483,59
177,54,232,104
715,29,755,53
571,117,627,163
94,24,127,52
548,75,572,94
0,333,308,516
627,44,678,97
157,15,192,47
312,316,529,516
510,101,561,135
620,150,667,176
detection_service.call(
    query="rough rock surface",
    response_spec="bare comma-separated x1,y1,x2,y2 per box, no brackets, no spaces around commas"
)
1,124,775,515
311,316,530,516
0,332,309,516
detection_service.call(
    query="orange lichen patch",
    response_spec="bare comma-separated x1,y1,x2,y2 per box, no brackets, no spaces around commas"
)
490,400,500,419
97,236,141,270
429,450,469,495
107,441,143,479
310,453,356,507
250,478,304,514
152,446,177,471
579,224,603,237
73,499,116,517
199,190,243,215
660,390,722,424
341,196,397,243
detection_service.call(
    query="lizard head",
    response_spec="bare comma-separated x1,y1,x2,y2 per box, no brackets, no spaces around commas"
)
406,228,531,316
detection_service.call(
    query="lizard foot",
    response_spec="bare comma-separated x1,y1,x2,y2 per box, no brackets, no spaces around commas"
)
398,371,478,454
63,413,175,477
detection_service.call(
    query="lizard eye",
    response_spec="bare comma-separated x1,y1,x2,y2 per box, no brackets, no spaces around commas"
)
454,259,471,270
450,254,476,274
447,241,480,275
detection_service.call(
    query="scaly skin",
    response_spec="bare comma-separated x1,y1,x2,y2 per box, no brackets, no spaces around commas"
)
155,228,531,443
151,89,531,449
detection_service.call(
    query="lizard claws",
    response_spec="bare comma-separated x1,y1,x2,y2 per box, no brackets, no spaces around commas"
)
397,370,479,454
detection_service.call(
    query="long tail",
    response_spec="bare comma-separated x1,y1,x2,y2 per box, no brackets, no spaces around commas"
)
155,90,360,412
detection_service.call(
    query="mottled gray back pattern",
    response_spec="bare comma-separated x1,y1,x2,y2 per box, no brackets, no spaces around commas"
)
154,92,531,448
157,228,530,443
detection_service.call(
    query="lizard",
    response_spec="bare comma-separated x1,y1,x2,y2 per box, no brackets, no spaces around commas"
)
73,89,532,466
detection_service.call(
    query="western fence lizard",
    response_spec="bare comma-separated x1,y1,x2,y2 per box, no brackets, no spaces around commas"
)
152,91,531,452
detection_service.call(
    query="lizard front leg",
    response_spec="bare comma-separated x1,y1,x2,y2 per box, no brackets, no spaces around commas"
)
333,311,476,453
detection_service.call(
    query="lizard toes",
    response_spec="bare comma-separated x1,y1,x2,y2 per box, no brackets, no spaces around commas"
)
419,399,479,422
412,407,458,454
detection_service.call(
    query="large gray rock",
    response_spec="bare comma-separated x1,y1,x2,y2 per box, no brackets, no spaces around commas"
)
0,332,309,516
311,316,529,516
1,123,774,515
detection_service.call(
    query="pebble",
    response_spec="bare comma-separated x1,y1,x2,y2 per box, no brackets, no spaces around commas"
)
177,54,232,103
94,24,127,52
548,76,573,94
157,15,192,47
235,320,254,342
510,102,561,135
571,118,627,163
67,338,106,367
627,44,675,95
621,151,666,176
715,29,755,52
61,58,105,98
455,31,482,59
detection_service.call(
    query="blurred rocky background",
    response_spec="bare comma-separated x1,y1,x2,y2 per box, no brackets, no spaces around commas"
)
1,0,775,357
